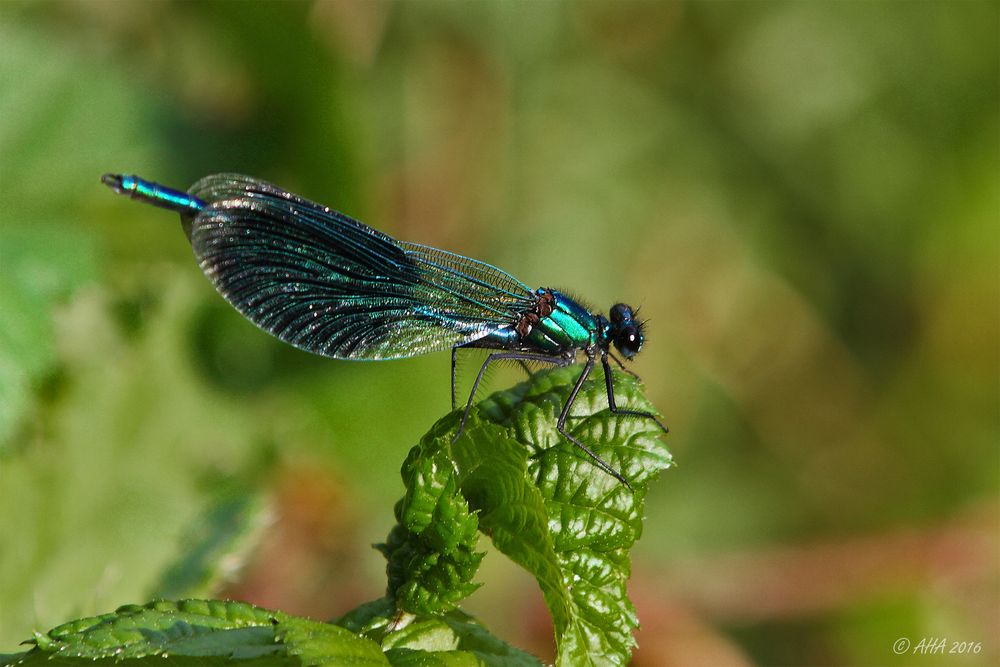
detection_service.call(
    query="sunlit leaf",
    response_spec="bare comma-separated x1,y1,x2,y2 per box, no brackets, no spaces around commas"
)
1,599,386,666
336,598,542,667
381,367,671,665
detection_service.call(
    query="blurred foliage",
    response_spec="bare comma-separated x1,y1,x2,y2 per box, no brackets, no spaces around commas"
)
0,1,997,665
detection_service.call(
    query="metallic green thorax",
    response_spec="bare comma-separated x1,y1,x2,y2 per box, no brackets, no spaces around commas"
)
522,289,605,354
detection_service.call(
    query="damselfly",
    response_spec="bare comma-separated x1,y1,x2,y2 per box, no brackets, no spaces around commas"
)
101,173,667,487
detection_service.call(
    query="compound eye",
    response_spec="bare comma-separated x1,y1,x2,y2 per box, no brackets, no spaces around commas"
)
615,325,643,358
610,303,632,324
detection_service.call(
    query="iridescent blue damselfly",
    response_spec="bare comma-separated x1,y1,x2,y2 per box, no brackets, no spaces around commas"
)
101,173,667,487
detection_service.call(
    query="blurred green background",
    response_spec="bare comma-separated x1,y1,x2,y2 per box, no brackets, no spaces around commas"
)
1,1,997,665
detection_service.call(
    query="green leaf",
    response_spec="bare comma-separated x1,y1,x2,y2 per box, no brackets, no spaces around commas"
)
276,613,389,667
376,431,485,615
2,599,387,667
474,367,671,666
383,648,482,667
380,366,672,666
336,599,542,667
2,597,538,667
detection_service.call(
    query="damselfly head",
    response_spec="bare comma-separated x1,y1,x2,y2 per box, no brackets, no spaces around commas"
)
609,303,645,359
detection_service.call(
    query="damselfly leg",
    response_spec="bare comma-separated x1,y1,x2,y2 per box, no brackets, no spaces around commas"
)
452,350,633,487
600,354,669,434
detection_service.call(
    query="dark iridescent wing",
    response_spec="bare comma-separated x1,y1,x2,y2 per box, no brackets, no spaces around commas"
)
185,174,535,360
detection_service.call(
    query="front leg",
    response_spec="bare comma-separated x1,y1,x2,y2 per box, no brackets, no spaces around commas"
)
552,355,631,488
607,350,642,380
601,354,669,434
